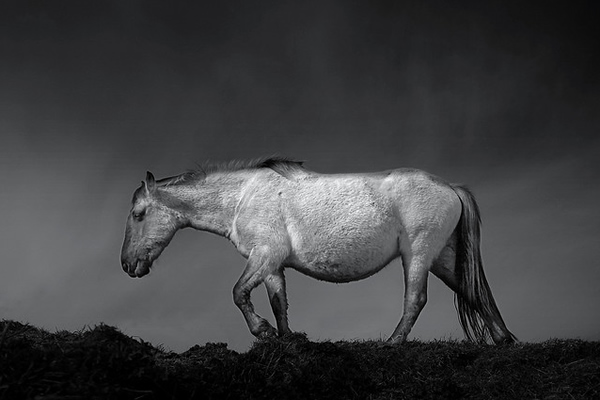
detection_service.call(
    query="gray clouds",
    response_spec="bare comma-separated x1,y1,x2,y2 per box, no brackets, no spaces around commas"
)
0,0,598,351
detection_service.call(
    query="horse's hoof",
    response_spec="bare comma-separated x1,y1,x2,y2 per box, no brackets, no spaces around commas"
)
255,322,277,339
260,330,277,338
280,331,308,342
385,336,405,345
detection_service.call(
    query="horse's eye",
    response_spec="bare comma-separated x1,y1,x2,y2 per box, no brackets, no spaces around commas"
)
133,209,146,221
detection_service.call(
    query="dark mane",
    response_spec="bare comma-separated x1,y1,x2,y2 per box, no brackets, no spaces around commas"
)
157,156,306,186
255,157,306,179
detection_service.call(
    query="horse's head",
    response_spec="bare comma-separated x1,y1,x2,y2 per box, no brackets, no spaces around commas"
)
121,172,181,278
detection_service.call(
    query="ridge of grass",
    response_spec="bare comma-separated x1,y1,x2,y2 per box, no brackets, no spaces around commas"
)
1,320,599,399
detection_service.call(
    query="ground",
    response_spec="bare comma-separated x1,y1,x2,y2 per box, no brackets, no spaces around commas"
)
1,320,598,399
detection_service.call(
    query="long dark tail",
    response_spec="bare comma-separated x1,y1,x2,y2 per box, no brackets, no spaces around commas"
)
452,185,517,344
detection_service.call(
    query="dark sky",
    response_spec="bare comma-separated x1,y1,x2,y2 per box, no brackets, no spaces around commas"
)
1,1,599,351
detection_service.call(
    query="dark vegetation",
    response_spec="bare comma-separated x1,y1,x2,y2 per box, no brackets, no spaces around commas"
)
1,320,599,399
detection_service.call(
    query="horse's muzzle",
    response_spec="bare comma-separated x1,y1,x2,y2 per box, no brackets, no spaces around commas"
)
122,261,137,277
121,260,151,278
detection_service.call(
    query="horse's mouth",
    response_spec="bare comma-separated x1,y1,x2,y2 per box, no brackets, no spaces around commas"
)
135,260,152,277
124,260,153,278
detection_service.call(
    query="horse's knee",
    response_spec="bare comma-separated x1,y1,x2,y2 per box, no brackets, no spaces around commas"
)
232,284,247,308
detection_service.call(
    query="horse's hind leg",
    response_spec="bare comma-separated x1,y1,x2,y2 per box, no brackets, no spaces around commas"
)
233,246,284,338
388,243,432,343
431,234,513,344
430,235,460,293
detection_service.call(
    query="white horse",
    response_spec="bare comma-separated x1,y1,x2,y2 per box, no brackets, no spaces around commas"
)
120,157,516,344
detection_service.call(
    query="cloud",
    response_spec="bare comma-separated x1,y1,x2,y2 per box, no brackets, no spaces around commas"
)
0,1,598,351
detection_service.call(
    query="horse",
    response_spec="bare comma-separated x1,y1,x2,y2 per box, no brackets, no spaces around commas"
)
120,157,516,344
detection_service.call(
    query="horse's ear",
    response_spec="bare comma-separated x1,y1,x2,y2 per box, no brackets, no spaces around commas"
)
144,171,156,194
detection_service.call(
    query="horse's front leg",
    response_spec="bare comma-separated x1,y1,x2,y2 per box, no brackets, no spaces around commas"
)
233,246,282,338
265,269,291,335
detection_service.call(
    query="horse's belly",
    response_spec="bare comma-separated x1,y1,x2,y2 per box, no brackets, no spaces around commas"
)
288,257,396,283
286,233,400,283
282,176,402,282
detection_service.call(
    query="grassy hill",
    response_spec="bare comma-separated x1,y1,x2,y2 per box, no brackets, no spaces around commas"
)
1,320,598,399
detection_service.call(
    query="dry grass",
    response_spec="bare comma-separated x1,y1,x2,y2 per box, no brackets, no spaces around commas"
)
1,320,599,399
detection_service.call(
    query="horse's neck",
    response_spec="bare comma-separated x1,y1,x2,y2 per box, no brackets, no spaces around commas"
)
162,173,247,237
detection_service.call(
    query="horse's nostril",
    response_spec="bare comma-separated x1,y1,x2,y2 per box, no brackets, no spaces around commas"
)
122,262,129,272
